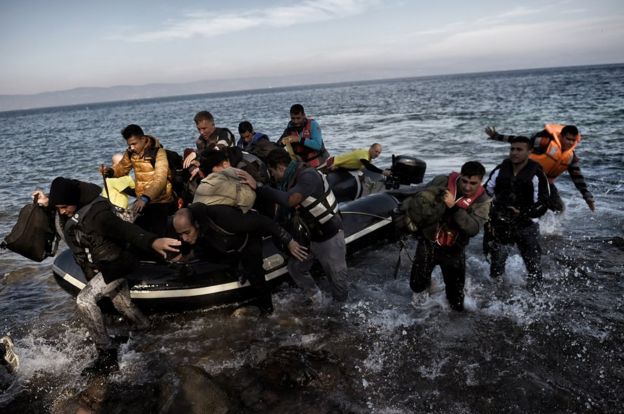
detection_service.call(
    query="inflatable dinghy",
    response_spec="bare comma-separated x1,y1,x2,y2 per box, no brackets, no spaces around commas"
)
52,156,426,312
326,155,426,202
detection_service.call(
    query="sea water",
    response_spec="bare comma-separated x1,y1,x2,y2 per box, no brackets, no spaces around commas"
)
1,64,623,412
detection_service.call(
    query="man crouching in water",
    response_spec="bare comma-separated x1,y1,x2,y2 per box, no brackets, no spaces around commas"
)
409,161,491,311
34,177,180,375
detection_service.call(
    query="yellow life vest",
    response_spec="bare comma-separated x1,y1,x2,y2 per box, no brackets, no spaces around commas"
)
529,124,581,182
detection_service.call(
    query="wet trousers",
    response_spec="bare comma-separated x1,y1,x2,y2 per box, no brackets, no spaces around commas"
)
236,234,273,313
75,273,149,351
489,221,542,289
287,230,349,301
409,239,466,311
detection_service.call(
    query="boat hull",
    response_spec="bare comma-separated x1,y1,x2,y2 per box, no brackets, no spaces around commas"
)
52,191,414,312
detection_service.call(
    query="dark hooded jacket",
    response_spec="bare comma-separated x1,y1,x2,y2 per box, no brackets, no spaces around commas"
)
56,179,158,282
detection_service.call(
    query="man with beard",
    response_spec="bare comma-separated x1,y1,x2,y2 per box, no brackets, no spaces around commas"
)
278,104,330,168
485,124,594,212
256,148,347,304
484,136,550,290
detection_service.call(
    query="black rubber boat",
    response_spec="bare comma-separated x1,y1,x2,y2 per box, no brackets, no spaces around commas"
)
52,155,426,312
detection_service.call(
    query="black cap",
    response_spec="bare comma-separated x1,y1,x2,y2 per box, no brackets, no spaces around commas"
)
48,177,81,207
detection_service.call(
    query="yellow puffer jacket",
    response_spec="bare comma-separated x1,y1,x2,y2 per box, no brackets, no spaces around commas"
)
112,136,173,204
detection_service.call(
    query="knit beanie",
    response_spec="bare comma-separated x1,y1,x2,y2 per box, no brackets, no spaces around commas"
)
48,177,81,207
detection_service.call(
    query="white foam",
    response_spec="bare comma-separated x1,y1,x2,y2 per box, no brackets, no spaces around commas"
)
503,254,528,287
14,330,91,378
540,211,564,236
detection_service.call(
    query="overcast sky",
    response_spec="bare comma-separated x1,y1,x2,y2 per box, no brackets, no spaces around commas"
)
1,0,623,95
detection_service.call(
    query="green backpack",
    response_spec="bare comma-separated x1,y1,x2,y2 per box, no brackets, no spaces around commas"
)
399,186,447,233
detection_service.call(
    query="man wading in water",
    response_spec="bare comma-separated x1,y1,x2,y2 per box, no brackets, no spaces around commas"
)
35,178,180,375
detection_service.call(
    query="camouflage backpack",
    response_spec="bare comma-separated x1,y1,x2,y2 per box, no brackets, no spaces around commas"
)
399,186,447,233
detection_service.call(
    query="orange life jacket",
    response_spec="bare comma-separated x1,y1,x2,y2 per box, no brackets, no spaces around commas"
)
529,124,581,182
435,172,485,247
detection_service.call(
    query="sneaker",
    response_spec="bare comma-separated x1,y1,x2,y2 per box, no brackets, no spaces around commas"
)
411,291,428,309
81,348,119,377
0,336,19,374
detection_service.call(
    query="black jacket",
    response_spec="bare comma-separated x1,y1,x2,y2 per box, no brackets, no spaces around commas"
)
485,159,549,226
61,180,158,281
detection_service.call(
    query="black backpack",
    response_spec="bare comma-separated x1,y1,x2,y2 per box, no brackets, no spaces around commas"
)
1,198,59,262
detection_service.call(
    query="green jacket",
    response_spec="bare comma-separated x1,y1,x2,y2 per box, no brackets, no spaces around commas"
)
418,174,491,246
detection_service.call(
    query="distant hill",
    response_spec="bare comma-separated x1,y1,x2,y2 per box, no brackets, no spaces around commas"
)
0,70,399,112
2,63,621,112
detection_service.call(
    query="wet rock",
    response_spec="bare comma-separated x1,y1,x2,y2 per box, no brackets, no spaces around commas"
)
231,305,262,319
257,346,343,389
52,378,159,414
228,346,359,413
159,365,235,414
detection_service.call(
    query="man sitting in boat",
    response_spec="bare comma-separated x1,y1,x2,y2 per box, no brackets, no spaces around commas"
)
256,148,348,304
278,104,330,168
34,178,180,374
99,124,175,235
182,111,236,169
326,143,391,176
237,121,279,160
172,204,308,314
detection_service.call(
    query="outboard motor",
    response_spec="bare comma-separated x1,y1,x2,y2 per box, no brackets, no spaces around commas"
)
386,155,426,189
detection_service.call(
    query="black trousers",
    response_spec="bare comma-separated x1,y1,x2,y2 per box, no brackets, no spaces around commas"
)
135,202,174,236
489,221,542,289
237,235,273,313
410,239,465,311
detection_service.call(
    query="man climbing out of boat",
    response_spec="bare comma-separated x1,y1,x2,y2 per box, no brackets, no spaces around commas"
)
196,149,275,217
256,148,348,304
485,124,595,212
278,104,330,168
172,204,308,314
484,136,550,291
33,178,181,375
99,124,175,235
326,143,391,176
407,161,491,311
193,149,257,213
182,111,236,169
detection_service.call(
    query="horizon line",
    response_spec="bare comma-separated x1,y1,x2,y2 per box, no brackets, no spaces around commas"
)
2,61,622,115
